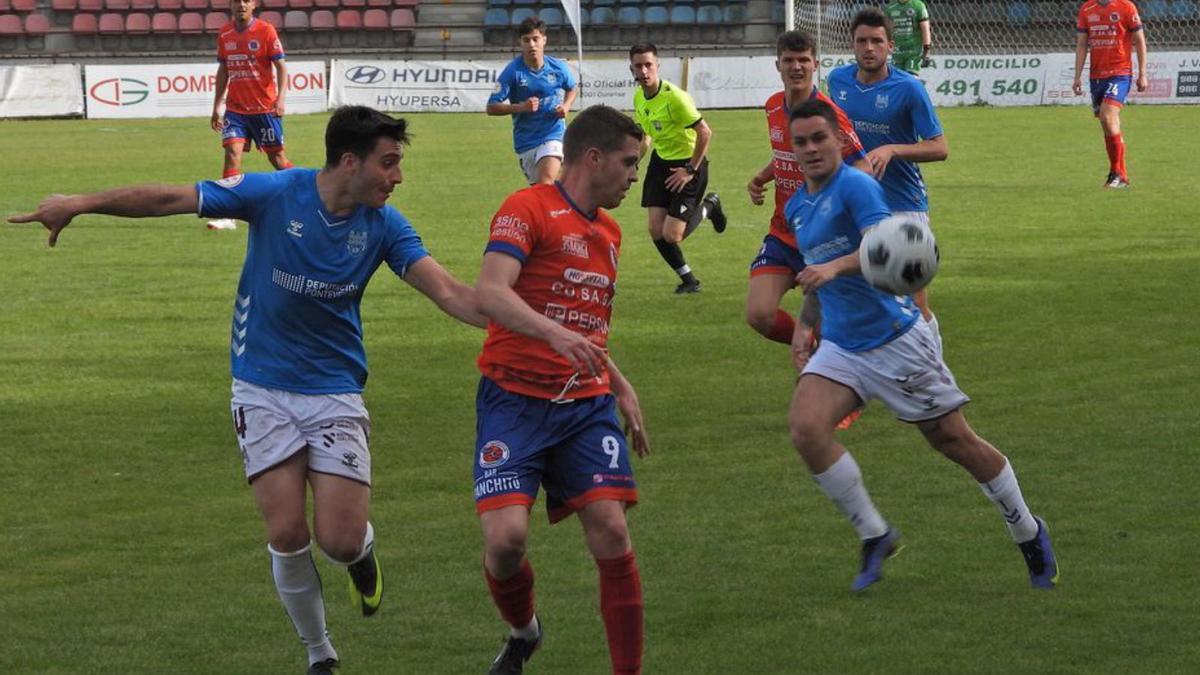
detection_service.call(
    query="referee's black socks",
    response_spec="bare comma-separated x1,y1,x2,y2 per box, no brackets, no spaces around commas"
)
653,238,697,284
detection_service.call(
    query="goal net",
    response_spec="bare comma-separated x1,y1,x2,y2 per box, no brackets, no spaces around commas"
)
789,0,1200,56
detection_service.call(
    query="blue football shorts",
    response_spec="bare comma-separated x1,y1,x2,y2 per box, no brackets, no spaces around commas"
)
222,110,285,152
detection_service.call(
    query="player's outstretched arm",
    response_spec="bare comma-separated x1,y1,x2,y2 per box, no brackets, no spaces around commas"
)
477,251,608,377
403,256,488,329
606,356,650,457
8,184,199,247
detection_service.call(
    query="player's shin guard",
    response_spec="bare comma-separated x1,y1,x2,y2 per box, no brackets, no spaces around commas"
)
596,551,644,675
978,459,1038,543
768,309,796,345
485,558,536,631
269,543,338,666
812,452,888,540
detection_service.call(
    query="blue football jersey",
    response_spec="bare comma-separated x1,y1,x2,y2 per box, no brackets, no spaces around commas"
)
488,55,577,153
197,169,430,394
826,64,943,212
785,164,919,352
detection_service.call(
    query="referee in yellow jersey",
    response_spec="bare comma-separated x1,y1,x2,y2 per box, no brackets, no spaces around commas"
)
630,42,727,294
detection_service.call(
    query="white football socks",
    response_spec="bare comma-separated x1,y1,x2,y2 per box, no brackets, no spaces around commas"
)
269,542,338,666
812,452,889,540
979,459,1038,543
347,521,375,566
512,615,540,640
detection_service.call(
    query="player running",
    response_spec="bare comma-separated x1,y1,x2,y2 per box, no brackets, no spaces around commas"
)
746,30,868,347
783,96,1059,593
487,16,579,185
211,0,292,179
474,105,650,675
827,8,948,343
884,0,932,75
1073,0,1147,189
629,42,726,294
11,106,488,675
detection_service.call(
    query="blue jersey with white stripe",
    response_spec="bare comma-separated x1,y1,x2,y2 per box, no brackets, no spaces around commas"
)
197,169,429,394
488,55,577,153
826,64,943,212
786,164,919,352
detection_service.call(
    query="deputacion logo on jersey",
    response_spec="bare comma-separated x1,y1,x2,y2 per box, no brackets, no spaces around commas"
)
479,440,510,469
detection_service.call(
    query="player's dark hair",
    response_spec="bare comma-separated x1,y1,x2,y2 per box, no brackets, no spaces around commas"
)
628,42,658,59
788,96,841,133
777,29,817,57
517,16,546,37
851,7,894,41
562,105,644,164
324,106,410,168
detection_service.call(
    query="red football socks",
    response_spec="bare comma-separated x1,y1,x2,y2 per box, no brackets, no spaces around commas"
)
596,551,644,675
485,558,535,629
222,168,241,179
1105,133,1127,179
767,308,796,345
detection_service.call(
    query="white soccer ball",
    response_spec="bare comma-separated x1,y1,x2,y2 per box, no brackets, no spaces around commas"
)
858,214,940,296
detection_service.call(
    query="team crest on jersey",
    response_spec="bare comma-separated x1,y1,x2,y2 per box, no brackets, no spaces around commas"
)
818,198,833,217
479,441,510,469
547,73,557,85
875,94,890,110
346,229,368,256
561,235,590,259
905,7,914,15
216,174,245,188
248,39,260,51
288,220,304,238
1109,12,1120,21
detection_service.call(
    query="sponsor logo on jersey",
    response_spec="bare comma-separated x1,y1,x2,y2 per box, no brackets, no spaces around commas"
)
549,208,572,218
561,235,590,259
475,470,521,498
564,268,611,288
216,174,245,188
347,229,368,256
838,89,848,101
770,127,784,142
288,220,304,238
479,440,510,469
225,41,236,50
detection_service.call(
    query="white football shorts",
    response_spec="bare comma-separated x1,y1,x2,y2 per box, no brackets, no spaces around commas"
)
517,139,564,184
803,318,969,423
230,378,372,485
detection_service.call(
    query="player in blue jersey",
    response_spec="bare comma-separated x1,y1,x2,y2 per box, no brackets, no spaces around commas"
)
10,106,488,675
487,16,579,186
826,7,948,348
782,97,1058,593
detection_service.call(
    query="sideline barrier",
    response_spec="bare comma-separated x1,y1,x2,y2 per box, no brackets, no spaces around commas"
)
83,62,327,119
4,54,1198,120
0,65,84,117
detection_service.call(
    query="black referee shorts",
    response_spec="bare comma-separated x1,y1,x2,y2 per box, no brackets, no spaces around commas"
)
641,152,709,222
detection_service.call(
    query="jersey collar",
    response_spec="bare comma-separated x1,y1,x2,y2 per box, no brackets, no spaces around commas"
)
554,181,597,222
234,17,255,32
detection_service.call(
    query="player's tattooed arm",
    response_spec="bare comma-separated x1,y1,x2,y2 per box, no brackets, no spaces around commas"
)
403,256,489,329
791,293,821,370
9,185,199,247
606,356,650,457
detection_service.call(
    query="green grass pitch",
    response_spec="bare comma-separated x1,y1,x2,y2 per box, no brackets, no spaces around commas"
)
1,104,1197,673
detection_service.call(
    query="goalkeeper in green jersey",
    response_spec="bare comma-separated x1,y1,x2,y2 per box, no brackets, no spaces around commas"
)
884,0,932,74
